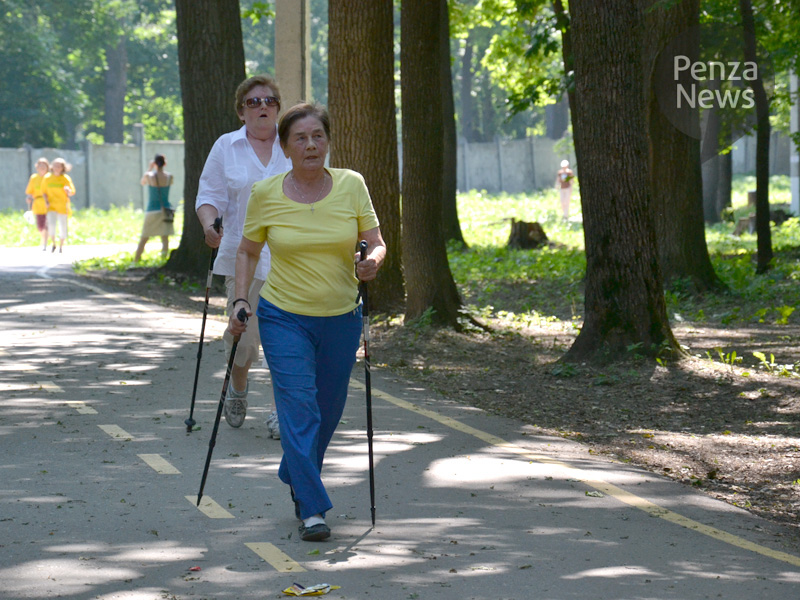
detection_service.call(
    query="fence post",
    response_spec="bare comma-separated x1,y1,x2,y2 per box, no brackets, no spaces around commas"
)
23,143,33,176
81,140,92,208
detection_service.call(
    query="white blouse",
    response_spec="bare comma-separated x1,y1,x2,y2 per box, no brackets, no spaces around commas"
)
195,125,292,280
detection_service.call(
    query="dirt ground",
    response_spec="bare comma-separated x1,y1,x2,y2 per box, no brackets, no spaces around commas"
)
81,267,800,532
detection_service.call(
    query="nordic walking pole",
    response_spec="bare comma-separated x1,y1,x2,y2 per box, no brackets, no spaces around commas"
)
196,306,248,506
359,240,376,526
186,216,223,432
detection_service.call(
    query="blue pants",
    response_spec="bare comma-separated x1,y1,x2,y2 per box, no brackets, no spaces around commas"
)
257,299,362,520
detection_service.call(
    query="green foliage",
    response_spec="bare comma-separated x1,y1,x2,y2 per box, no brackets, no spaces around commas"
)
242,2,275,24
0,0,180,147
407,307,437,333
450,0,548,139
752,351,799,378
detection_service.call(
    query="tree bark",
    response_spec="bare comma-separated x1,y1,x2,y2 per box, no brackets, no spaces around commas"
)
169,0,245,277
644,0,722,291
740,0,772,273
401,0,463,327
552,0,583,191
103,35,127,144
328,0,405,311
440,0,466,246
566,0,679,361
545,98,569,140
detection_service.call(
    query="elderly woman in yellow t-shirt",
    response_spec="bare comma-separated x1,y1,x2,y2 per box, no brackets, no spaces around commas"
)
228,103,386,542
42,157,76,253
25,157,51,250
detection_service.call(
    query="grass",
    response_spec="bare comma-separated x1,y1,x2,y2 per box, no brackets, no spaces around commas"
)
3,175,799,327
449,175,800,328
2,203,184,266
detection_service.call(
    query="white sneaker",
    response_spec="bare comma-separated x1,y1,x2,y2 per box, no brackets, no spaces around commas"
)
267,411,281,440
224,382,248,428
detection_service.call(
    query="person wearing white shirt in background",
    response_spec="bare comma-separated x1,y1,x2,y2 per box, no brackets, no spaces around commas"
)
555,159,575,221
195,74,292,434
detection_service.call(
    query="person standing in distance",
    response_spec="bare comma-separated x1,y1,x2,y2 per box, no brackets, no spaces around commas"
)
195,75,292,433
135,154,174,262
555,159,574,221
25,157,51,250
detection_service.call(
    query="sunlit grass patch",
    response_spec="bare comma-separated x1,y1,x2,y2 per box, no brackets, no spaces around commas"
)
1,203,183,247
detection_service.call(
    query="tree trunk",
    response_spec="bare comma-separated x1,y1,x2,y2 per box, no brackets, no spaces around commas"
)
103,36,127,144
740,0,772,273
644,0,722,292
552,0,584,191
328,0,405,312
545,98,569,140
400,0,463,327
440,0,465,246
170,0,245,278
702,153,721,223
566,0,679,362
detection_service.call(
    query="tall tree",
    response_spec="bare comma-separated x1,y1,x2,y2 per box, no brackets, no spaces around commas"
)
401,0,463,326
644,0,722,291
740,0,772,273
104,35,128,143
552,0,583,181
168,0,245,277
566,0,679,361
328,0,405,311
440,0,465,245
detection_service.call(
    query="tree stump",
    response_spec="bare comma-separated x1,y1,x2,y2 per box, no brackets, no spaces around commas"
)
507,218,548,249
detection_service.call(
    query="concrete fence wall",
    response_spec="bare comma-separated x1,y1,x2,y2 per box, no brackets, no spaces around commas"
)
0,138,185,212
0,130,791,212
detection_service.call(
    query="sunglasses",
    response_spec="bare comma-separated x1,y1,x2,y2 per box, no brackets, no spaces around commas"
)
244,96,280,109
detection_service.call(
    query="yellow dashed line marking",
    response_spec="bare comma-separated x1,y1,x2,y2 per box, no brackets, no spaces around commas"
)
351,380,800,568
245,543,306,572
187,495,235,518
66,401,97,414
38,380,63,393
138,454,180,474
98,424,134,440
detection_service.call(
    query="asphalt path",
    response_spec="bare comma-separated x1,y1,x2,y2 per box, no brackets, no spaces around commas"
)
1,245,799,600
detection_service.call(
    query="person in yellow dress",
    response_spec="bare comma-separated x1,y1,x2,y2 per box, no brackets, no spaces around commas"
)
25,157,51,250
42,158,76,253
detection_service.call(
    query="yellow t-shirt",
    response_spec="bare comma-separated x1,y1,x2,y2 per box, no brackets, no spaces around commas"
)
42,173,76,215
25,173,48,215
244,168,380,317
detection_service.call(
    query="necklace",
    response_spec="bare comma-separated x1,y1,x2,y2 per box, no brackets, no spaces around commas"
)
290,172,327,213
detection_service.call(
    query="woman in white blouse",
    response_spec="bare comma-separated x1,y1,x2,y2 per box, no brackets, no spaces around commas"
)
195,75,292,433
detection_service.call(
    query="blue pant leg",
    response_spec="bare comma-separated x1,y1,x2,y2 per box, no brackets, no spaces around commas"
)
314,307,363,468
257,300,332,519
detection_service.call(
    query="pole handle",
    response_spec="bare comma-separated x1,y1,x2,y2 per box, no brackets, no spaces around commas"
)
358,240,368,263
